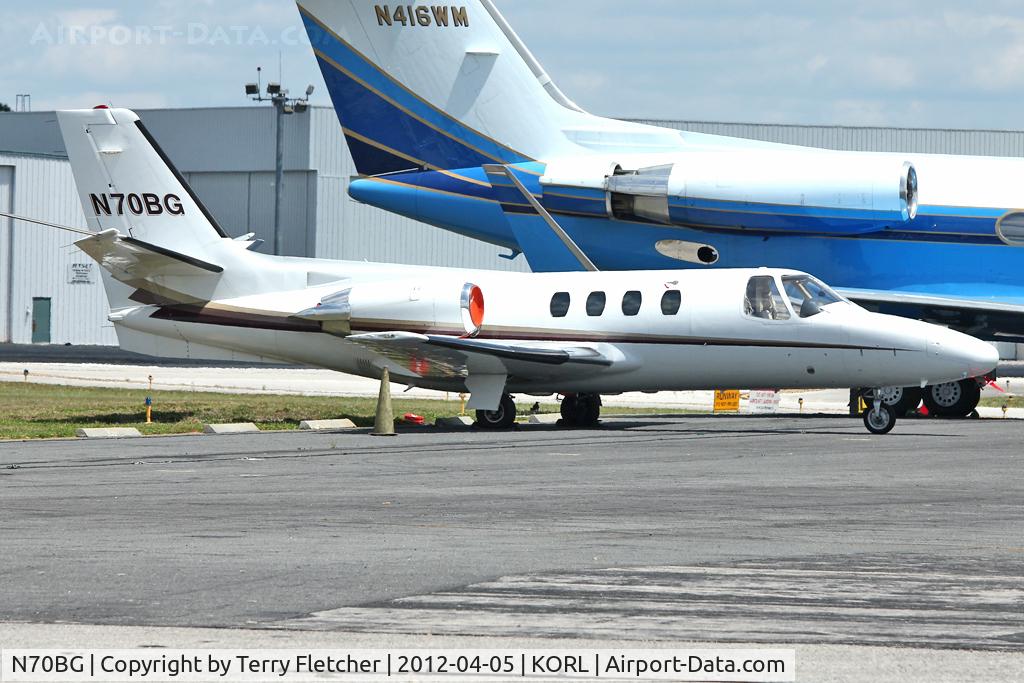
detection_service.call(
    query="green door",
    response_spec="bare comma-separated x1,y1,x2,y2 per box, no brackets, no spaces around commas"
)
31,297,51,344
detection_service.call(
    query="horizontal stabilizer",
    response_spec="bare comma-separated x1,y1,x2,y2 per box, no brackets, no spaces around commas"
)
74,230,223,305
75,230,223,280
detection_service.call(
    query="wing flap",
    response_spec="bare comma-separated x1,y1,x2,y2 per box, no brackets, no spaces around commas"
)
346,332,619,382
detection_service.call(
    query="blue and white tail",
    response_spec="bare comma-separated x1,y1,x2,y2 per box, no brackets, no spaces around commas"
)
297,0,683,175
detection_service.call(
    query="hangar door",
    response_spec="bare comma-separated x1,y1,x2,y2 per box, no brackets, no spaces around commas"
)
0,166,11,342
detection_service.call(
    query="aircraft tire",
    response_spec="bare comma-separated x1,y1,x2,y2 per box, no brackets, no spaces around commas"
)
559,394,580,426
559,393,601,427
923,379,981,418
475,393,517,429
863,402,897,435
578,393,602,426
874,386,924,417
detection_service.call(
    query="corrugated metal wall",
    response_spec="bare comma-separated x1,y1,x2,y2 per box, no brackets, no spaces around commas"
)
0,152,116,345
0,166,11,342
631,120,1024,157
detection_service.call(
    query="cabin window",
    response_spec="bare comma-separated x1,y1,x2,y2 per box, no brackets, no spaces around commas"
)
744,276,791,320
586,291,606,316
550,291,571,317
622,291,643,316
661,290,682,315
782,275,843,318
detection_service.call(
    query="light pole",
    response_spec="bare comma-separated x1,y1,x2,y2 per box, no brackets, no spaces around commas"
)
245,67,314,255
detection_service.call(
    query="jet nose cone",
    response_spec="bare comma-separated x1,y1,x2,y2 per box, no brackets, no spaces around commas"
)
972,338,1000,376
930,328,999,379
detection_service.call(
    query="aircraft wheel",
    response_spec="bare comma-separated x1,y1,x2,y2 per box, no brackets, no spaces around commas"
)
559,393,601,427
923,379,981,418
577,393,602,426
559,394,579,426
863,402,897,435
876,386,923,417
476,393,517,429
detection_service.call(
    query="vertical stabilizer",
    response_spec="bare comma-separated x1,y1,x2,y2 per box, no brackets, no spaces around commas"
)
297,1,684,175
58,107,230,258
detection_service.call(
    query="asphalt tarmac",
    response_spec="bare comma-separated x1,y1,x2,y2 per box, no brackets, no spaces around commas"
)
1,416,1022,681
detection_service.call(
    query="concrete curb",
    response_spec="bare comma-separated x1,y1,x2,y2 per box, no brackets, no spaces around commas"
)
75,427,143,439
299,419,357,431
434,416,475,428
202,423,260,435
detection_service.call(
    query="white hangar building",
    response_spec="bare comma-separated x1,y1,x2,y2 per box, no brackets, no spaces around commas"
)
0,106,1023,355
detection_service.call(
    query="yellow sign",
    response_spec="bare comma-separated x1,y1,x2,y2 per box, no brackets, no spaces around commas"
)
714,390,741,413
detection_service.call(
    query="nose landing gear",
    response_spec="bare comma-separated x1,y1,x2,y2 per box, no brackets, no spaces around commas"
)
863,389,898,434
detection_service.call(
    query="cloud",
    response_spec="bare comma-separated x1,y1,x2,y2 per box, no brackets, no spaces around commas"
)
500,0,1024,129
3,1,1023,130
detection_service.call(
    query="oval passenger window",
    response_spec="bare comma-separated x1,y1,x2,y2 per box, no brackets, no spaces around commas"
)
661,290,681,315
550,292,571,317
622,291,642,316
586,291,606,316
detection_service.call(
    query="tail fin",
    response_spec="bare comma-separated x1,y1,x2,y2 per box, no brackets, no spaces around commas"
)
57,107,230,258
297,1,682,175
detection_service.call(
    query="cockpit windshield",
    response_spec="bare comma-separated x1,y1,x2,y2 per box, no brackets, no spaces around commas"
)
744,276,791,320
782,275,844,318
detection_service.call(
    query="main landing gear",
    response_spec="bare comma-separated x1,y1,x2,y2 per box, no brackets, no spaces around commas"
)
559,393,602,427
922,379,982,418
864,378,983,419
475,393,604,429
475,393,517,429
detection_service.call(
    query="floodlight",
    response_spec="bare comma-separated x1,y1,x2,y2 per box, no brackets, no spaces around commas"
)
305,84,315,97
244,83,259,96
266,82,281,95
294,102,308,113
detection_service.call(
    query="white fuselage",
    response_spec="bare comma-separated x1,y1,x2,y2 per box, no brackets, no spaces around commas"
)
110,254,998,396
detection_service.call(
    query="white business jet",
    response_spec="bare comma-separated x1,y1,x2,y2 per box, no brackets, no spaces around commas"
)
6,108,998,434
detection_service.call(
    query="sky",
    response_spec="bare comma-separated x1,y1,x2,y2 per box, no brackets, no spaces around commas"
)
3,1,1024,129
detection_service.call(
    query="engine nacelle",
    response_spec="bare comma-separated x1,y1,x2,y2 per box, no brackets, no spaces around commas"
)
541,150,918,235
297,280,485,337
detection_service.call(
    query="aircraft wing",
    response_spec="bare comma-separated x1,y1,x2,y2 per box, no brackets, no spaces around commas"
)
840,287,1024,344
346,332,620,400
